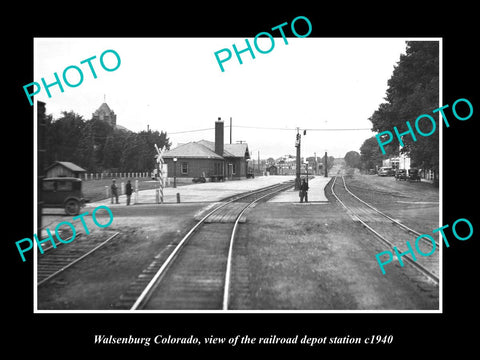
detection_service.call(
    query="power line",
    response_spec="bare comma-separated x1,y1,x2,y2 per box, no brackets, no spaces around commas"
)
302,127,372,131
233,125,372,131
169,125,372,134
169,127,214,134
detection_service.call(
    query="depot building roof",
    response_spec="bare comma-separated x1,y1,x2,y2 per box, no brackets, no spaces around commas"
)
162,140,250,160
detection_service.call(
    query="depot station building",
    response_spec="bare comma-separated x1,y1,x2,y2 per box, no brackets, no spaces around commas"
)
161,118,251,181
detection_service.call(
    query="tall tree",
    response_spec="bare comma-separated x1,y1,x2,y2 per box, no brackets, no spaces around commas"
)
359,136,384,171
45,111,85,164
44,111,171,173
321,154,335,171
344,150,361,169
369,41,439,174
77,121,96,170
90,118,115,167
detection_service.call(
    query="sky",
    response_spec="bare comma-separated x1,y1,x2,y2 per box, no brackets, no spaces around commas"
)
34,37,410,159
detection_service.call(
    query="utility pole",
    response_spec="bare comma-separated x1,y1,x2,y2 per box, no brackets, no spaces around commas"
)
37,101,46,239
295,127,301,190
324,151,328,177
257,150,260,172
230,117,232,144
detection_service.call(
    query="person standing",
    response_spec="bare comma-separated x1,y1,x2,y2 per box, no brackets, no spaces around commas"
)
300,178,309,203
111,179,119,204
126,180,133,205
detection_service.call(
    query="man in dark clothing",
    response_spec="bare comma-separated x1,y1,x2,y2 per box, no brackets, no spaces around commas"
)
111,179,119,204
300,178,309,203
126,180,133,205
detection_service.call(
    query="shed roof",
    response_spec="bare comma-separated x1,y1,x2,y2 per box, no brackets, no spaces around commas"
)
46,161,87,172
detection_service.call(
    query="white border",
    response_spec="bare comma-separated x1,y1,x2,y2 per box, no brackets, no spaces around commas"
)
33,37,443,314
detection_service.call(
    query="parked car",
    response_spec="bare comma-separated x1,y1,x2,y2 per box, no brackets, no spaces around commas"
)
192,176,206,183
41,177,86,215
378,167,395,176
395,169,407,181
408,168,421,182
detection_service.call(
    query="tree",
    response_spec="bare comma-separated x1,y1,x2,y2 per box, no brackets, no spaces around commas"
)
321,155,335,171
344,151,361,169
77,121,96,170
102,135,116,170
369,41,439,175
266,157,275,166
120,133,141,171
135,130,171,171
103,129,129,171
44,111,171,173
90,118,115,167
359,136,384,171
45,111,85,165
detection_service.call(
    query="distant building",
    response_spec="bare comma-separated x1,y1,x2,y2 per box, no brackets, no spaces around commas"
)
382,153,411,171
275,155,296,175
382,154,437,182
92,102,117,127
45,161,87,179
162,119,251,180
266,165,278,175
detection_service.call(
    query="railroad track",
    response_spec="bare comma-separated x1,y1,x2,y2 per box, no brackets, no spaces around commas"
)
118,181,294,311
330,176,439,285
37,230,120,286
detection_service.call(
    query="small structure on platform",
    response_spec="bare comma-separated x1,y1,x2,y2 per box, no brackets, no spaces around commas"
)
45,161,87,179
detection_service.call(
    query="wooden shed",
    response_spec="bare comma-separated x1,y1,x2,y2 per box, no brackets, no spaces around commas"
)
45,161,87,179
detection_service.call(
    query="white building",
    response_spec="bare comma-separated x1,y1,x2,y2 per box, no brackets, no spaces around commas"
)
382,153,411,170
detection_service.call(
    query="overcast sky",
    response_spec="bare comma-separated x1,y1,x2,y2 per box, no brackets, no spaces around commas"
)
34,37,410,159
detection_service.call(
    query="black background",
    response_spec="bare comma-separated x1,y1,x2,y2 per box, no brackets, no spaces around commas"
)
6,4,478,356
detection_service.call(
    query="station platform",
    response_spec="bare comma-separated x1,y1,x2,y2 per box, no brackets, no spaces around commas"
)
89,175,296,206
268,176,330,203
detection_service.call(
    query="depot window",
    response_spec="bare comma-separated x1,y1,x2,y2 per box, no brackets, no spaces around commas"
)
181,162,188,174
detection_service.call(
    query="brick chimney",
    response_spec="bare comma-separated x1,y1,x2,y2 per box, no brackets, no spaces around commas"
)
215,117,224,156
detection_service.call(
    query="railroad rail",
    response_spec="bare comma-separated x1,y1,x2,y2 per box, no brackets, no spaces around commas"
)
37,231,120,286
126,180,294,310
339,177,438,246
330,176,439,285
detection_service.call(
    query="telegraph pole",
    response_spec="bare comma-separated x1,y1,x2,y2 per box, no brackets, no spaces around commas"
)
257,150,260,172
295,127,301,190
324,151,328,177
